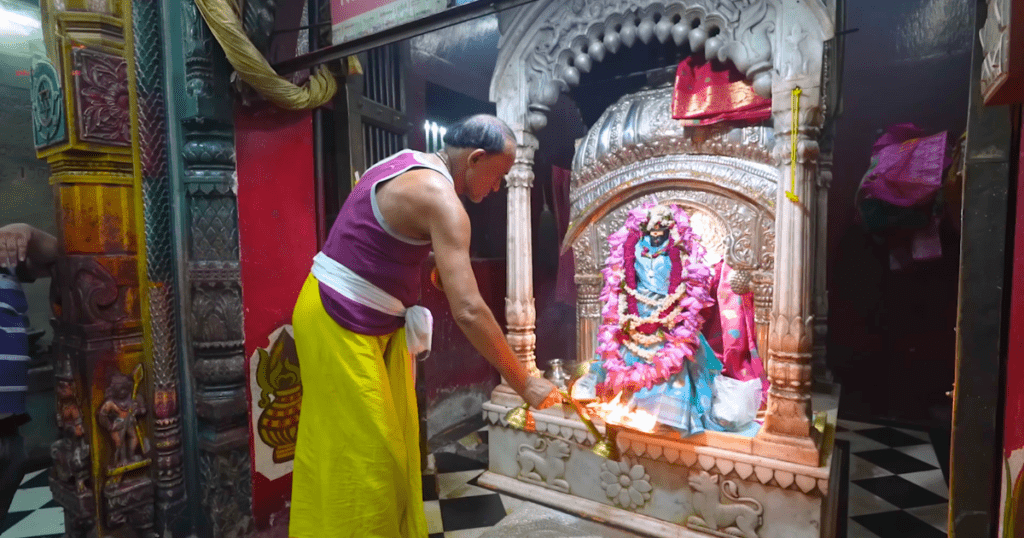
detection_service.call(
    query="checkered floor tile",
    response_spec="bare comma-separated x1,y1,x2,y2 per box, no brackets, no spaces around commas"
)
0,470,63,538
837,421,949,538
1,421,949,537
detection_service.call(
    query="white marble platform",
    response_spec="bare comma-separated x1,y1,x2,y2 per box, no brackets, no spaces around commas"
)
479,389,843,538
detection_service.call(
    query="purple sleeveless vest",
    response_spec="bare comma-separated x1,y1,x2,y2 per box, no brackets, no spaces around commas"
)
318,150,452,335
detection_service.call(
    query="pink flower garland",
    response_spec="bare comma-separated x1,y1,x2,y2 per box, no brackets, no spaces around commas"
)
595,203,715,396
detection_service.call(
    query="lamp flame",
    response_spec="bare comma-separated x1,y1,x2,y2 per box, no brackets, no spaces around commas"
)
587,392,659,433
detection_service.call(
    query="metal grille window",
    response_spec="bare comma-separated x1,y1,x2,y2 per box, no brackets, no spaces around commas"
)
363,44,403,110
363,123,404,168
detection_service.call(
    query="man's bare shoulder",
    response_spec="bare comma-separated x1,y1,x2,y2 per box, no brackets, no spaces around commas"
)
390,167,460,212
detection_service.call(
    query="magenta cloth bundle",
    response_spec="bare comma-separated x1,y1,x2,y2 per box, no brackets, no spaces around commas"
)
860,123,949,208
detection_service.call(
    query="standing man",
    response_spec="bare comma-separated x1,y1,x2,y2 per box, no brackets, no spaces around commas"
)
0,223,58,516
289,115,560,537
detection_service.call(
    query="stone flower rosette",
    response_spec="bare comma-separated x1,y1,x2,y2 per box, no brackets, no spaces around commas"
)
600,458,652,509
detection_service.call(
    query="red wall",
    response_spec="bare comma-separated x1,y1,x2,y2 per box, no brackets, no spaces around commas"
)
999,109,1024,536
235,103,316,533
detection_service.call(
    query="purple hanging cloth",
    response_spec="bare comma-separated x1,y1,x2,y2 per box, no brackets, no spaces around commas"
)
860,123,949,208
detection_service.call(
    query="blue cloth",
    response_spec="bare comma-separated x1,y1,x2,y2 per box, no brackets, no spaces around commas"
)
632,335,723,436
0,271,29,415
602,234,760,438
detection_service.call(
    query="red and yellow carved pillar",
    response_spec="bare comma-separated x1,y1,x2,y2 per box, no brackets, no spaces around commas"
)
33,0,158,535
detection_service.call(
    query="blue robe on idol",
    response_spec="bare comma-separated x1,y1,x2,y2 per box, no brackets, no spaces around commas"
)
592,235,760,438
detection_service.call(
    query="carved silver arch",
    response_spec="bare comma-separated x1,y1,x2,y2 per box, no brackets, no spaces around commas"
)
564,86,777,246
491,0,834,132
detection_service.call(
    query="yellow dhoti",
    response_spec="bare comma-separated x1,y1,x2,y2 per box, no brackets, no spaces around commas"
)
289,274,427,538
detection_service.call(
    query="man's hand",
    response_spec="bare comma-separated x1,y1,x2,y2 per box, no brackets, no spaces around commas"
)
523,376,562,409
0,223,58,279
0,224,31,269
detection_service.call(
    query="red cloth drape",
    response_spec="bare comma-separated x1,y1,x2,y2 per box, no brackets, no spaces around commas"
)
672,57,771,125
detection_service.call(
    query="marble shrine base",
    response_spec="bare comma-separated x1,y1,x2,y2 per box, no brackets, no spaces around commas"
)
480,391,842,538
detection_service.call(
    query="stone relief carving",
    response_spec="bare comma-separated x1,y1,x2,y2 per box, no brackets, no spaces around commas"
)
687,470,763,538
781,24,810,80
517,438,572,493
190,194,242,262
102,476,155,534
715,0,775,89
58,257,122,327
600,458,652,510
182,1,214,98
30,58,67,149
486,403,829,495
979,0,1010,101
97,367,149,470
72,48,131,146
242,0,277,58
52,379,91,493
190,283,245,344
200,449,254,537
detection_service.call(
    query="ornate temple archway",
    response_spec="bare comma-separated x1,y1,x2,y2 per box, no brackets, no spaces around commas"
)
489,0,837,467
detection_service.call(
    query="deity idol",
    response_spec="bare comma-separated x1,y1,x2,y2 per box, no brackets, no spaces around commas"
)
581,203,760,437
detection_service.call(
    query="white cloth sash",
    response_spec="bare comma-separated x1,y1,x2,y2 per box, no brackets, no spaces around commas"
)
311,252,433,369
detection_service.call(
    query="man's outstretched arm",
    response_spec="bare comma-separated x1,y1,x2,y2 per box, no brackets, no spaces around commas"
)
425,181,558,408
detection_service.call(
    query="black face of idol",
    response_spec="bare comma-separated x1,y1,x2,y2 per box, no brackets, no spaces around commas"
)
648,224,669,247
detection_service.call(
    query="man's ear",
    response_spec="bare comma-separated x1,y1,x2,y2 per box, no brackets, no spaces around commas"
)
468,148,487,164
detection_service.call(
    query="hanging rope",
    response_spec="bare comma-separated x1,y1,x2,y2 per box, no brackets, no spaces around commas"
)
786,87,802,203
193,0,338,110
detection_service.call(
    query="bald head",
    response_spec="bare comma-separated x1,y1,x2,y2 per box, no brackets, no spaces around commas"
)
442,114,516,154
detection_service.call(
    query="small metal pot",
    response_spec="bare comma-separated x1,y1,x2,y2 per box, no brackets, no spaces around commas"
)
545,359,572,390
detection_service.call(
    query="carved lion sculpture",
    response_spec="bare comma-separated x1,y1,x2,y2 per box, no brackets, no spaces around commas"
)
516,438,572,493
687,471,763,538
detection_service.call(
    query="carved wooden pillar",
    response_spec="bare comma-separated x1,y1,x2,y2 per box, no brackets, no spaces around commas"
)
34,0,157,535
175,3,253,536
505,132,541,378
752,76,822,467
130,0,188,533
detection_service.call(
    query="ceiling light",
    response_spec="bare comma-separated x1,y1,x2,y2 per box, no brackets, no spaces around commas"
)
0,6,41,36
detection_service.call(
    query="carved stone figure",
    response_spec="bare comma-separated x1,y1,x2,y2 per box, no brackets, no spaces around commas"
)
97,369,147,469
517,438,572,493
52,379,90,492
687,471,763,538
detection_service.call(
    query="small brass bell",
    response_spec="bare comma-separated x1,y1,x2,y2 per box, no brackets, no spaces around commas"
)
505,403,529,430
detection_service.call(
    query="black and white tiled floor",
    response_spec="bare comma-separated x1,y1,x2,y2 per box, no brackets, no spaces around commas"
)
0,469,63,538
2,420,949,538
836,420,949,538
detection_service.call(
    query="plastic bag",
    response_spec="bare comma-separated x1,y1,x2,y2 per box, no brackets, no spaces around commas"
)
710,376,762,431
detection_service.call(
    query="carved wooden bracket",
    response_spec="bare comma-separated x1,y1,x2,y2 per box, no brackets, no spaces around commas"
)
980,0,1024,106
